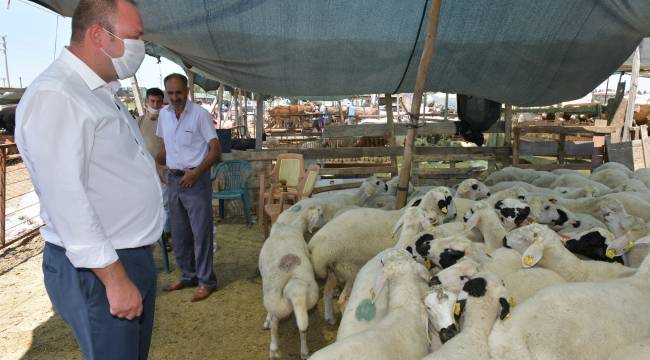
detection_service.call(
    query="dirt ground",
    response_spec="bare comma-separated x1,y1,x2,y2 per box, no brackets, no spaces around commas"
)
0,220,338,360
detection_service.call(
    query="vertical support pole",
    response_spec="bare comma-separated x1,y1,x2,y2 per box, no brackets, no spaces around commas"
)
256,97,264,150
512,127,520,166
0,146,5,247
337,100,344,125
130,75,144,117
187,70,195,102
504,104,513,166
1,36,10,88
558,134,566,165
386,93,397,176
396,0,442,208
592,119,607,167
217,84,224,128
234,89,240,135
623,46,640,142
444,93,449,121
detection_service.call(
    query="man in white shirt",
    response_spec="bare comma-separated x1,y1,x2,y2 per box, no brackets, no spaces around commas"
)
14,1,162,359
138,87,171,239
156,73,221,302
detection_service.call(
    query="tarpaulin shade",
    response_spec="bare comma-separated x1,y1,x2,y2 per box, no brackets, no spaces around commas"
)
32,0,650,105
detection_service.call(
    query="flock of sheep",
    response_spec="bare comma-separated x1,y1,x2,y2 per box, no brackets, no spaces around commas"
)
258,161,650,359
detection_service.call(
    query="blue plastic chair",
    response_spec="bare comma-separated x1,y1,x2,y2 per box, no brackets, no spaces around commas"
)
211,160,253,225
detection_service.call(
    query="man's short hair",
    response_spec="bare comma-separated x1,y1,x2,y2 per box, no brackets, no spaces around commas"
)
70,0,135,43
146,88,164,99
164,73,189,88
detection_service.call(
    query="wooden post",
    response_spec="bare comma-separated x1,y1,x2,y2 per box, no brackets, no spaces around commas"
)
256,96,264,150
217,84,224,128
0,146,5,247
130,75,144,117
234,89,240,135
187,71,195,102
512,127,520,166
385,93,395,146
592,119,607,167
558,134,566,164
443,93,449,121
396,0,443,208
623,46,640,142
338,100,344,125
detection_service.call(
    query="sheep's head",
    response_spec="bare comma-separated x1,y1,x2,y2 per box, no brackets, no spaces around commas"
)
420,187,457,222
598,197,627,227
393,207,442,239
414,233,474,269
424,285,459,343
361,176,388,198
494,198,531,231
303,204,324,233
563,228,624,264
429,257,480,294
456,179,491,201
528,198,570,228
454,272,511,325
386,176,413,196
503,224,556,267
371,249,430,302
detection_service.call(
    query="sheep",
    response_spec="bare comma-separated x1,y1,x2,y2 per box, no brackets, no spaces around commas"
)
611,177,649,193
503,224,635,282
594,161,636,178
455,179,490,200
332,206,439,329
363,176,414,210
493,198,531,232
590,167,634,189
289,176,388,224
488,253,650,360
635,168,650,189
309,249,432,360
258,204,324,359
548,173,611,195
528,197,606,235
557,192,650,221
484,167,556,187
609,337,650,360
423,272,511,360
409,186,457,223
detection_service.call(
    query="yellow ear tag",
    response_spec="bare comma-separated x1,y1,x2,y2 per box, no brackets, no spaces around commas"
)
523,255,535,267
549,198,557,204
627,241,635,250
424,258,433,270
441,207,448,215
509,296,516,306
369,288,376,301
531,217,538,224
605,249,617,259
454,303,461,316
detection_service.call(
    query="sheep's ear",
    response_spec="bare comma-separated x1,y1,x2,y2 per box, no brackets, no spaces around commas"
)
499,297,511,320
370,270,387,304
521,240,544,268
417,264,431,283
606,235,635,259
465,212,480,230
457,186,467,195
392,216,406,238
306,207,322,233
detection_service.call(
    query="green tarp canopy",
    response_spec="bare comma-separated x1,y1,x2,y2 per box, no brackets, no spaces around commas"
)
32,0,650,105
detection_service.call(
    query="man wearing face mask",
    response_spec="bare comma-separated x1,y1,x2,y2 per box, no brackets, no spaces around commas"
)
14,1,162,359
138,87,171,241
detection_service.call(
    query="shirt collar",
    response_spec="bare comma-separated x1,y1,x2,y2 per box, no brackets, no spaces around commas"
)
59,47,114,92
164,100,193,115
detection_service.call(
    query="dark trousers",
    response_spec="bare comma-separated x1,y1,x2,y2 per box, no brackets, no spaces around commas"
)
43,242,157,360
168,170,217,288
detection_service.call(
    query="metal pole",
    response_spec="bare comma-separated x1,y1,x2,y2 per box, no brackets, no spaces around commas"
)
217,84,224,128
623,46,640,142
256,97,264,150
444,93,449,121
396,0,443,208
130,75,144,117
18,76,22,88
1,36,10,88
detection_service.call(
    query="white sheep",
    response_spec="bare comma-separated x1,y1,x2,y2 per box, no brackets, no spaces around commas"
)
528,197,606,235
258,204,324,359
493,198,531,232
455,179,491,200
504,224,635,282
488,253,650,360
484,167,556,187
309,249,432,360
363,176,414,210
423,272,511,360
332,206,438,329
557,192,650,221
590,167,634,189
548,173,611,195
635,168,650,189
594,161,636,178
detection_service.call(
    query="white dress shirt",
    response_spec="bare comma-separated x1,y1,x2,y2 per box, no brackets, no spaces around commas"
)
156,101,216,170
15,48,165,268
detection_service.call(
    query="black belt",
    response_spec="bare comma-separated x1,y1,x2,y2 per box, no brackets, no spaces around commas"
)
169,168,195,177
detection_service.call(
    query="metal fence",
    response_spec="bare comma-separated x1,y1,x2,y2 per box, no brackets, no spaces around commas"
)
0,143,41,248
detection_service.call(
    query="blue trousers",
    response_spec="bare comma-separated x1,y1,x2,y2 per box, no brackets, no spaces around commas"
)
168,170,217,288
43,242,157,360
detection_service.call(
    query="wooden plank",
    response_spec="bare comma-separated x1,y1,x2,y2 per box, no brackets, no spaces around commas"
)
504,104,513,144
319,166,396,176
0,147,5,247
623,46,641,142
519,140,594,157
222,146,511,161
255,98,264,150
557,134,566,164
313,181,364,194
512,127,520,166
517,163,593,171
609,98,627,143
322,121,505,138
516,124,617,135
607,136,634,170
592,119,607,166
413,167,484,177
641,125,650,168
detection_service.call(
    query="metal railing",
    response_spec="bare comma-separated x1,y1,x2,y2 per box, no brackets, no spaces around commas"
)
0,143,41,248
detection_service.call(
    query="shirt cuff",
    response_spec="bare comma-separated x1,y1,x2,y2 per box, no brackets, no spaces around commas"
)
64,242,119,268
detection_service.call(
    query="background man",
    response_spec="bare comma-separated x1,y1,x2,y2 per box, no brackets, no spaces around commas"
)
14,0,163,359
156,73,221,302
138,88,171,241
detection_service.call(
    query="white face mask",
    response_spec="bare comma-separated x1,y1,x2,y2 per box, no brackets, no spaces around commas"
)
146,105,160,115
100,28,145,80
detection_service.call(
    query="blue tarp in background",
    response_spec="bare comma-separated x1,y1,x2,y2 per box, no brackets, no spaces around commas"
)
32,0,650,105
